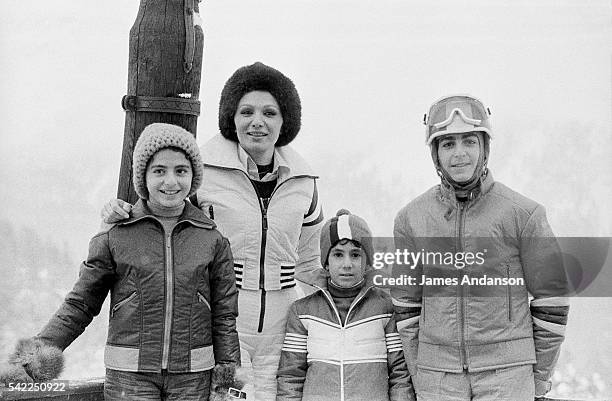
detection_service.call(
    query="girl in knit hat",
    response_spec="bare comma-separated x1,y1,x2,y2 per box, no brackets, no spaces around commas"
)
277,210,416,401
103,63,323,400
3,123,241,400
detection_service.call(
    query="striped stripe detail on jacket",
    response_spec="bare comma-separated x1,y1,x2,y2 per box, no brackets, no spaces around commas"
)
277,282,416,401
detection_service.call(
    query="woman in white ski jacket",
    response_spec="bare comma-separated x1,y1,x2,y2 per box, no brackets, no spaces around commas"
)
197,63,323,401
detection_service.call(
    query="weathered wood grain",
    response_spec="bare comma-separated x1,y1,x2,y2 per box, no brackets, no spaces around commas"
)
117,0,203,203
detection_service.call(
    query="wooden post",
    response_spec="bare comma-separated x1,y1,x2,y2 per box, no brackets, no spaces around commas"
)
117,0,204,203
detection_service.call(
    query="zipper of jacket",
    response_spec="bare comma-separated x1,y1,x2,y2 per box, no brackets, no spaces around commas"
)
161,227,175,370
245,173,315,333
456,201,468,370
110,291,137,318
244,180,268,333
317,286,346,401
317,285,372,401
118,214,212,370
341,287,372,401
506,264,512,321
343,287,372,327
197,291,211,310
203,164,318,333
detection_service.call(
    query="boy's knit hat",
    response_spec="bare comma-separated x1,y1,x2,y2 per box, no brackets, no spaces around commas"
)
218,62,301,147
132,123,203,200
320,209,373,267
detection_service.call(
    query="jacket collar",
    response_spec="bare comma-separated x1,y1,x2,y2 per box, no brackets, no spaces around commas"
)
201,134,317,179
439,169,495,204
311,268,378,297
118,199,216,229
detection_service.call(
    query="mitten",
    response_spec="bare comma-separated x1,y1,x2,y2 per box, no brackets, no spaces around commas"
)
208,363,248,401
0,338,64,385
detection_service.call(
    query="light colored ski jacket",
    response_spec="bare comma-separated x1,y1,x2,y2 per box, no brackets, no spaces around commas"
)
197,134,323,292
277,272,415,401
391,172,569,395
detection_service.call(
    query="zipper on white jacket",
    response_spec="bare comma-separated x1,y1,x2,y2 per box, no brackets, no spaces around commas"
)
246,174,313,333
342,286,372,401
316,285,372,401
317,287,346,401
340,343,345,401
257,289,267,333
248,181,269,333
204,164,318,333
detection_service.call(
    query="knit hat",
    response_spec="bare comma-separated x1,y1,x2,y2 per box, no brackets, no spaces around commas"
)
320,209,373,267
218,62,301,147
132,123,203,200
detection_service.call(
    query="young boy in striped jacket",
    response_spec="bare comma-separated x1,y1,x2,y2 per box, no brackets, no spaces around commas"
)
276,210,416,401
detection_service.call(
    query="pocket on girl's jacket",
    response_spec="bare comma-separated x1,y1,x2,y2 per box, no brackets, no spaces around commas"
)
191,290,213,347
108,291,140,345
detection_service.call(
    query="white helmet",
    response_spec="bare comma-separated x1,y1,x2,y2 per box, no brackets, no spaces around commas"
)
424,94,493,198
424,94,493,145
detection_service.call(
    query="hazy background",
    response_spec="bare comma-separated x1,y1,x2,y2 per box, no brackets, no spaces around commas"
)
1,1,610,398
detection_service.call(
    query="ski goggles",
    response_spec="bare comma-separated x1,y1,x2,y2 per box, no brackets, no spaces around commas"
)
424,94,492,145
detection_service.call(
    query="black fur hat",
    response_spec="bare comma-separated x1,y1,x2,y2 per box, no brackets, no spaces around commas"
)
218,62,301,147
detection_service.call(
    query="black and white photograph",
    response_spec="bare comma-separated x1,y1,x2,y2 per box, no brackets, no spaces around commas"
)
1,1,610,400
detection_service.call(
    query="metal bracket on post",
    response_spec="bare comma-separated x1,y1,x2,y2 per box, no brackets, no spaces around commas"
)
184,0,196,73
121,95,201,116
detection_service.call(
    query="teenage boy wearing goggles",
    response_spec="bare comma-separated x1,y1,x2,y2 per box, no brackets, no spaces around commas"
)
391,94,569,400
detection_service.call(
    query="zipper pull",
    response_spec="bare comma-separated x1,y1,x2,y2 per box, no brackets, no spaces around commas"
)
208,205,214,220
260,198,269,231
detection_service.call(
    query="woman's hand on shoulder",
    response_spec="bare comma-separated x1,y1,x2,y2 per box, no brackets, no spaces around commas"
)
101,199,133,223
